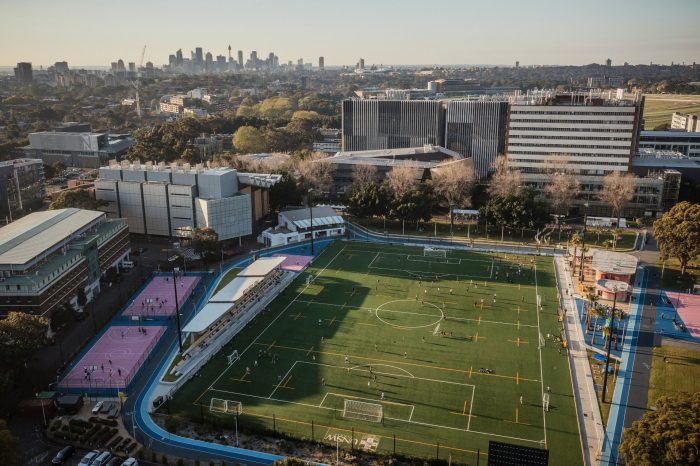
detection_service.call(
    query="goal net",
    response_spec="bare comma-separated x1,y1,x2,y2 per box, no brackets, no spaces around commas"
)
209,397,242,415
343,399,383,423
424,247,447,258
227,350,240,365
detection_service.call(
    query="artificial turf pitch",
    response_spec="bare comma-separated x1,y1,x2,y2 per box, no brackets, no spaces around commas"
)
165,241,583,465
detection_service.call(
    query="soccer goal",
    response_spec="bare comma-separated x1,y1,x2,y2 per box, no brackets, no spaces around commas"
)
424,247,447,259
227,350,240,365
343,399,383,423
209,397,242,415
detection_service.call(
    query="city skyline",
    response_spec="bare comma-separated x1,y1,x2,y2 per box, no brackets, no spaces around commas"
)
1,0,699,68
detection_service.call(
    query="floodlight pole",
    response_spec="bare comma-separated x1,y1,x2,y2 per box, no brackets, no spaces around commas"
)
602,286,618,402
308,188,315,256
172,269,183,353
580,202,589,280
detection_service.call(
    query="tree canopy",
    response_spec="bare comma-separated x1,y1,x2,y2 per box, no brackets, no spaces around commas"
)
619,392,700,466
654,201,700,274
480,187,548,234
192,227,220,261
232,126,266,154
0,419,17,466
49,189,107,211
348,181,390,218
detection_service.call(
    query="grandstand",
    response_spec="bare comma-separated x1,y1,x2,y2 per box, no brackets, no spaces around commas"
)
166,257,295,381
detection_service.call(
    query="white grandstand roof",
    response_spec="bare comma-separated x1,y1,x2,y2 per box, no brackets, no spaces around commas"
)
182,302,234,334
0,209,104,267
238,256,286,277
281,206,344,229
209,276,264,303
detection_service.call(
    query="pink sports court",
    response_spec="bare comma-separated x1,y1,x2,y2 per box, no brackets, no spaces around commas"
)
122,275,200,317
668,292,700,338
59,326,166,390
273,254,313,272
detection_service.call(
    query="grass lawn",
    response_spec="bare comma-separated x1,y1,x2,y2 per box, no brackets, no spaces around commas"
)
586,350,618,427
657,259,699,291
165,241,582,465
647,345,700,409
552,229,638,250
642,94,700,130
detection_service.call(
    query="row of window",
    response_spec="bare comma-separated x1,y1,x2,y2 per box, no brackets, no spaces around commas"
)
509,143,630,150
510,119,633,125
509,134,631,142
509,159,627,166
510,110,635,116
509,127,632,133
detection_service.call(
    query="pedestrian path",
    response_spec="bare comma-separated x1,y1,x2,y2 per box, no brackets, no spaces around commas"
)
555,257,605,466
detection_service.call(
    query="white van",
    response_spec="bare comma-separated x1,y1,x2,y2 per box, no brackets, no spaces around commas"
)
121,260,134,269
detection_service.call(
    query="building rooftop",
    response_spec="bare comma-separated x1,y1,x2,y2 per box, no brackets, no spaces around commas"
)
0,209,104,267
281,206,344,228
589,249,638,276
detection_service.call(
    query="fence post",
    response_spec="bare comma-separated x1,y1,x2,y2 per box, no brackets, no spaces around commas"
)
393,434,396,456
311,420,314,441
477,448,480,466
199,402,203,423
436,441,439,460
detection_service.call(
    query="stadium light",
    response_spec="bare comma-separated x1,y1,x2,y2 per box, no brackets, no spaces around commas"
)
308,188,315,256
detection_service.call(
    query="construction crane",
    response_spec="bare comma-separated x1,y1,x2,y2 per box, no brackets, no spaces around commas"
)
130,45,147,118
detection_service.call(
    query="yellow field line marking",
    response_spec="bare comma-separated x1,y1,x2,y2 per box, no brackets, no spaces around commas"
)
251,342,539,383
516,372,519,385
508,338,529,346
327,315,337,326
468,366,472,379
267,340,277,352
478,316,481,326
516,408,519,423
306,346,315,356
357,322,377,326
292,312,304,321
229,377,251,383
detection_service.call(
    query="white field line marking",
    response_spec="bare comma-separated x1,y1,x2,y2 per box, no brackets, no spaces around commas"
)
534,264,547,445
490,258,495,279
409,405,415,422
368,264,489,281
467,385,476,431
366,252,380,272
205,245,347,392
293,299,538,328
343,249,495,265
318,392,330,408
268,361,298,399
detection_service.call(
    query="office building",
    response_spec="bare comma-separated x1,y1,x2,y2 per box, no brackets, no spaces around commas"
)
0,208,130,316
14,62,33,85
0,158,45,221
237,50,244,67
671,112,700,132
444,100,509,178
21,124,133,168
95,162,280,240
341,100,445,151
318,56,324,70
639,130,700,160
586,76,625,88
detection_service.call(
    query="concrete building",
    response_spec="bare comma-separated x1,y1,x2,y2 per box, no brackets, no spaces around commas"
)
14,62,33,85
0,209,130,316
325,146,466,197
95,162,279,240
342,100,445,151
639,130,700,160
21,125,133,168
671,112,700,132
259,206,345,247
0,158,45,221
444,100,509,178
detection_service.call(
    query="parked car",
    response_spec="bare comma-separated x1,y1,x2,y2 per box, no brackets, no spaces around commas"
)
102,402,114,414
51,445,75,464
91,401,104,414
121,458,139,466
107,406,120,419
92,451,112,466
78,450,100,466
105,457,122,466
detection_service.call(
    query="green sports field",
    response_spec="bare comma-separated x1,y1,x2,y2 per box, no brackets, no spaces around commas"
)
165,241,582,465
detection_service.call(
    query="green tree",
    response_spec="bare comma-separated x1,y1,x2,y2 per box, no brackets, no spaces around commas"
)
619,392,700,466
654,202,700,275
192,227,220,261
480,187,547,238
0,419,17,466
348,181,389,218
49,189,107,211
232,126,267,154
391,184,434,228
0,312,48,363
431,161,475,232
269,172,303,212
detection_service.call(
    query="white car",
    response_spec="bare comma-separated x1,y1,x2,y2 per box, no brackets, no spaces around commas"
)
91,401,104,414
121,458,139,466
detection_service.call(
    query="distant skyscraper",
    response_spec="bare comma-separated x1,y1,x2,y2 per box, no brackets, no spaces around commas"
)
176,49,183,66
169,55,177,67
205,52,213,71
515,60,519,68
195,47,204,64
359,58,365,70
605,58,612,67
128,62,136,72
237,50,243,67
318,56,325,70
14,62,33,85
54,61,69,74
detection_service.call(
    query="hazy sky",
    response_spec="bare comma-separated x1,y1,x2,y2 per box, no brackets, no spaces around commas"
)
2,0,699,67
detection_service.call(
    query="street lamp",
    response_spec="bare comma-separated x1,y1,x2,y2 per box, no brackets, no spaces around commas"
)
172,269,183,353
308,188,315,256
602,284,619,403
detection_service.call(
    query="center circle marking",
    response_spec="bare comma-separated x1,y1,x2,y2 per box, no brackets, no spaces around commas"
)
375,299,444,329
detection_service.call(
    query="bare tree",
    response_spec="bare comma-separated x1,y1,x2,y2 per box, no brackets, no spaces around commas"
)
543,156,579,235
294,152,333,196
351,164,378,191
431,160,476,232
487,155,522,199
598,171,636,226
385,163,418,198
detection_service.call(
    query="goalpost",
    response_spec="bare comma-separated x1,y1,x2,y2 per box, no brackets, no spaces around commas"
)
343,399,383,423
227,350,240,365
209,397,243,415
424,246,447,259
